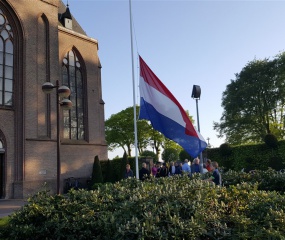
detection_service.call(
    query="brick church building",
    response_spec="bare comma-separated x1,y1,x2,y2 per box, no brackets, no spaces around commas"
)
0,0,107,198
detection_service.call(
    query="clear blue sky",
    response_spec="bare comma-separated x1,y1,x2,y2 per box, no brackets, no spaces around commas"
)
68,0,285,159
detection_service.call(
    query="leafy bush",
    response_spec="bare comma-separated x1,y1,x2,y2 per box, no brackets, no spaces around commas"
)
2,175,285,239
268,156,284,171
222,168,285,192
207,139,285,171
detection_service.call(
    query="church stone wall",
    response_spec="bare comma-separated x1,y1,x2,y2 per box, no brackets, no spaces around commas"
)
1,0,107,198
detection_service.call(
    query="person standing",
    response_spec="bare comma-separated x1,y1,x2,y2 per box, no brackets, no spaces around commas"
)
210,161,222,186
182,159,191,176
159,163,169,177
205,159,212,172
156,162,161,178
124,164,134,179
191,158,201,174
169,162,176,176
175,162,182,175
139,162,150,181
151,163,158,177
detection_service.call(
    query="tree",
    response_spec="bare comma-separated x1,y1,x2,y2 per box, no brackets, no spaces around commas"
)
162,147,179,162
105,106,151,156
140,150,158,162
179,149,191,161
149,129,165,160
163,138,183,153
214,53,285,145
106,106,195,157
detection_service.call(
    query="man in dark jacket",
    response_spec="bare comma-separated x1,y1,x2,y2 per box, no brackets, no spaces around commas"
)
191,158,201,174
159,163,168,177
139,162,150,181
124,164,134,178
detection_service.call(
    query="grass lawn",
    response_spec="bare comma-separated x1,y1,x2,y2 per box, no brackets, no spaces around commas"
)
0,216,9,228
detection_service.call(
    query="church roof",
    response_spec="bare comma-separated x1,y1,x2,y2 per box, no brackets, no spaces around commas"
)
58,0,86,36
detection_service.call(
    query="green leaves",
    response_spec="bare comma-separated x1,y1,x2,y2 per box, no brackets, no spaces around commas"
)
215,53,285,144
3,174,285,239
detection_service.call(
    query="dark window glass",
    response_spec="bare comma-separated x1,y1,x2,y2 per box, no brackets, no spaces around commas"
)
62,50,85,140
5,78,12,91
5,53,12,66
0,14,5,26
5,39,12,54
5,66,12,79
62,66,68,86
4,91,12,105
1,30,8,39
0,12,13,108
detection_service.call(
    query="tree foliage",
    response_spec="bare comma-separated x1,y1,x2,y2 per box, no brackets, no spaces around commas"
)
106,106,195,157
162,147,179,162
105,106,152,156
214,52,285,144
140,150,158,162
105,106,171,157
179,149,191,161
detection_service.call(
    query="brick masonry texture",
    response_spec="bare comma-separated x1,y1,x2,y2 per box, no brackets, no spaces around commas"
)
0,0,107,198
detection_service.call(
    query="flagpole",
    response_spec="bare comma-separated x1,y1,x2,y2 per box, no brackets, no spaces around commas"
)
129,0,139,179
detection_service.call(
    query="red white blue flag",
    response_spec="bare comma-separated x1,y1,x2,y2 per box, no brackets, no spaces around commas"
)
138,55,207,157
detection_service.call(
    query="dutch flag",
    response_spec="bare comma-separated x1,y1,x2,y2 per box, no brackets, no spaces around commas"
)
138,55,207,158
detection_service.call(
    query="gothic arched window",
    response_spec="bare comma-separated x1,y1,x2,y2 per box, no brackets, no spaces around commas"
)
62,50,85,140
0,9,13,107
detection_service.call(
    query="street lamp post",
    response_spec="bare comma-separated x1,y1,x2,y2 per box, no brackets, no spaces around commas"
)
42,80,72,194
207,137,211,148
191,85,203,169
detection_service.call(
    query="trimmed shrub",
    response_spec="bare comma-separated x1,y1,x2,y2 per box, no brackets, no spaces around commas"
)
222,168,285,192
219,143,232,157
264,133,278,148
89,155,103,188
104,159,115,183
3,174,285,239
268,156,284,171
120,152,128,179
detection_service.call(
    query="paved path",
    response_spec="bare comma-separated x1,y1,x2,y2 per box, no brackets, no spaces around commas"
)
0,199,27,218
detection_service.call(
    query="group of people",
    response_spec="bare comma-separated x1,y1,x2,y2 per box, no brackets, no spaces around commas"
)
125,158,222,186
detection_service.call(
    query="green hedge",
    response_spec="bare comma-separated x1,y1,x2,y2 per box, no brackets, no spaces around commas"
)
2,175,285,239
207,140,285,171
100,156,152,183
